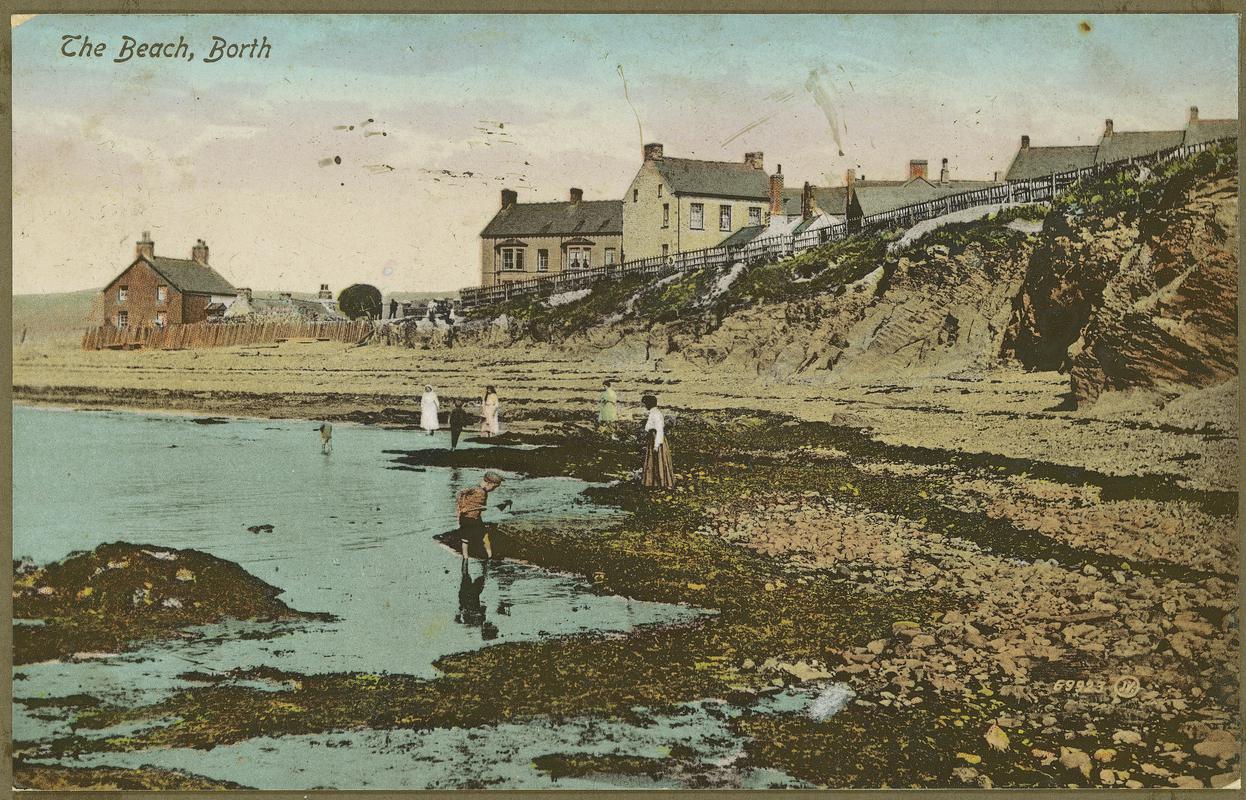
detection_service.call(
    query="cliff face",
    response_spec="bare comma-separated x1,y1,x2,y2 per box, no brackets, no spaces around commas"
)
1067,177,1238,403
472,145,1236,406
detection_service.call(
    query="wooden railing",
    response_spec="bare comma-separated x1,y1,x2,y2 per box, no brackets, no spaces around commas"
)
461,136,1233,310
83,319,372,350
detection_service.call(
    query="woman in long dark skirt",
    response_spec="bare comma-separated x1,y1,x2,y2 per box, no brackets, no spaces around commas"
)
640,393,674,489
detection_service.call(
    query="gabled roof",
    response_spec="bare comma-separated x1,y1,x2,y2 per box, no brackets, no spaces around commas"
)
1096,130,1185,164
851,179,993,217
1005,145,1099,181
780,186,850,217
106,256,236,295
652,157,769,199
1185,119,1239,145
481,200,622,238
718,225,767,249
146,257,237,295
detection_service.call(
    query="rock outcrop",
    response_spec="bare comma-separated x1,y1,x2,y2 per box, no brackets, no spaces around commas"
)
1069,178,1238,403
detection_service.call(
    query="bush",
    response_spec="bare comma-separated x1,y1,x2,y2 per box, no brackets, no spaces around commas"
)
337,284,382,320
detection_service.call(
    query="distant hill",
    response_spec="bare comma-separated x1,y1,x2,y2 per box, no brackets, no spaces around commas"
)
12,289,99,344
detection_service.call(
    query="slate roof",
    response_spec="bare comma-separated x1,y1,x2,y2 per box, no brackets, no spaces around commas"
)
780,186,850,217
1005,145,1099,181
1095,130,1185,164
652,157,770,199
104,256,236,295
1185,119,1239,145
718,225,767,249
851,179,996,217
481,200,623,238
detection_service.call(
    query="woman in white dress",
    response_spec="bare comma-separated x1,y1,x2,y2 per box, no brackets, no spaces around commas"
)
480,385,500,437
641,393,674,489
420,384,440,436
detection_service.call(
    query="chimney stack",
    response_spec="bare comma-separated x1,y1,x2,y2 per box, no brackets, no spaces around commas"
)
768,165,784,217
801,182,816,222
643,143,664,162
1189,105,1200,124
939,158,950,186
744,151,764,171
191,238,209,265
1104,119,1114,137
501,189,518,209
319,283,332,300
908,159,928,181
569,187,583,204
136,230,154,260
1021,135,1030,149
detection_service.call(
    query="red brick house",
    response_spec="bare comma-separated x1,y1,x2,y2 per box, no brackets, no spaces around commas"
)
101,232,237,328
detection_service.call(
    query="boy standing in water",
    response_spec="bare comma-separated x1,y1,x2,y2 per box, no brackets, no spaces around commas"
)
455,471,507,559
317,422,333,455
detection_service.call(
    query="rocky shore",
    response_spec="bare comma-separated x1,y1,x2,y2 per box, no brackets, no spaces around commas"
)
14,410,1238,789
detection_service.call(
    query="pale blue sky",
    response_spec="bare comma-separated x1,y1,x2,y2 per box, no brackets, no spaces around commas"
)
12,14,1238,294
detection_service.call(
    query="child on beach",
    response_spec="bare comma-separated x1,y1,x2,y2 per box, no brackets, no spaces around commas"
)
449,399,469,450
317,422,333,455
455,471,507,559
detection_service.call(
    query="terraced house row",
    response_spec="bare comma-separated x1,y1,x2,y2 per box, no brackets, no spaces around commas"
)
477,105,1237,288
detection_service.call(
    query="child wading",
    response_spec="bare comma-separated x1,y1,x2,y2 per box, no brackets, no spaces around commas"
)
455,471,507,559
317,422,333,455
640,394,674,489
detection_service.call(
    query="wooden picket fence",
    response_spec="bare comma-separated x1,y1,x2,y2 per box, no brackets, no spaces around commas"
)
461,136,1234,310
82,319,371,351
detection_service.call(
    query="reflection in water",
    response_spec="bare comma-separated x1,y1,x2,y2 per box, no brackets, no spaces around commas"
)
455,560,498,640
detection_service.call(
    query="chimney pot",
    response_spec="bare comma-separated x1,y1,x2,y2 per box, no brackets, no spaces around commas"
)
569,187,583,204
135,231,155,261
800,181,815,222
744,151,764,170
1189,105,1200,124
1021,135,1030,149
643,143,664,162
501,189,518,209
1104,119,1114,136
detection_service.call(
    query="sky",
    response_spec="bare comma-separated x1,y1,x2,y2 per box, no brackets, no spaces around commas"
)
11,13,1239,295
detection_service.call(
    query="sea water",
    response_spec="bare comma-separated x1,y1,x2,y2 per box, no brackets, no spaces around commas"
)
11,405,829,789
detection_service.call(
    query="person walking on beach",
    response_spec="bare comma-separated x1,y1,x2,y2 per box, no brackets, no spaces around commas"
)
598,379,619,426
480,385,500,438
449,399,469,450
317,422,333,455
420,385,441,436
455,471,508,559
640,394,674,489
